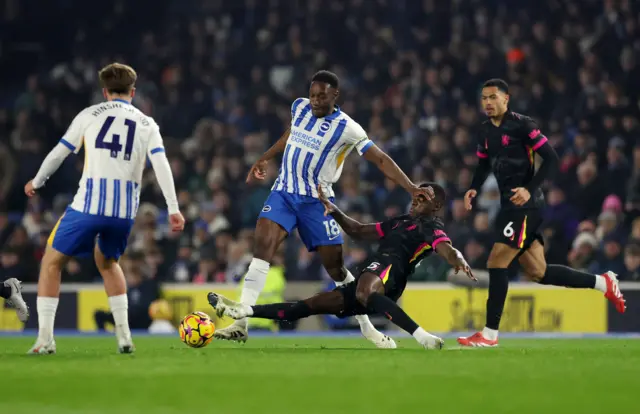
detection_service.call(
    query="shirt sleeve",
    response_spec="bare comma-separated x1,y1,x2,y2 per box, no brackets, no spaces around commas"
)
375,218,398,238
476,134,488,159
291,98,307,118
522,117,548,152
344,121,374,155
424,221,451,249
146,121,166,157
60,110,88,154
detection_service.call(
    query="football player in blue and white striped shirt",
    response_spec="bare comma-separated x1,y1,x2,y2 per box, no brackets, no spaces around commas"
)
24,63,184,355
215,71,432,348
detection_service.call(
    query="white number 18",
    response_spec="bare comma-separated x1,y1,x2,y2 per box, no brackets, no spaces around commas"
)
323,219,341,237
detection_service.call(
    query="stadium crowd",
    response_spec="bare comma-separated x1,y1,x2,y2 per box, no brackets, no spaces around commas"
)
1,0,640,284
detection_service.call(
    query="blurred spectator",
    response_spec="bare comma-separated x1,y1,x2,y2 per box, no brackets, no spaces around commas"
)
568,232,598,272
2,0,640,281
94,252,160,331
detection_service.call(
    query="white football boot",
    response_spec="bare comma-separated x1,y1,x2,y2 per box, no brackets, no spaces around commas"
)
4,278,29,322
208,293,250,343
357,318,397,349
418,333,445,350
27,338,56,355
116,326,135,354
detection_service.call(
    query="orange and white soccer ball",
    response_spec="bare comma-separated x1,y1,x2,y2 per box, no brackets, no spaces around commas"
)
179,311,216,348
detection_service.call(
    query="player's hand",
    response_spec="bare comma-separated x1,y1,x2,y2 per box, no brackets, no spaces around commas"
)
464,190,477,210
246,160,268,183
454,258,476,282
510,187,531,206
410,184,434,201
24,180,37,197
169,212,185,232
317,185,337,216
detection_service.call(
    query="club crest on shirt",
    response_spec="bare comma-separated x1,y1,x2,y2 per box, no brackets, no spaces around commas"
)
501,135,510,147
319,121,331,133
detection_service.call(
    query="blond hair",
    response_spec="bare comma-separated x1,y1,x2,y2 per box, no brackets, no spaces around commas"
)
98,62,137,94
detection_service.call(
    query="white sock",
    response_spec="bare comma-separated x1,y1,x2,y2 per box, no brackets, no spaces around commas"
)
239,258,269,306
412,327,431,342
37,297,59,342
594,275,607,293
335,271,355,287
108,294,131,339
482,326,499,340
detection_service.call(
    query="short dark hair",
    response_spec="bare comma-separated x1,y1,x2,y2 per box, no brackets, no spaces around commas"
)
483,78,509,94
99,62,137,94
420,182,446,205
311,70,339,89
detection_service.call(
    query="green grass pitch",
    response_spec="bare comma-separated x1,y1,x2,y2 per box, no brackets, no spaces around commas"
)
0,336,638,414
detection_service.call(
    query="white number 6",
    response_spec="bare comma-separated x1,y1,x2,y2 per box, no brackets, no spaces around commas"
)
503,221,514,238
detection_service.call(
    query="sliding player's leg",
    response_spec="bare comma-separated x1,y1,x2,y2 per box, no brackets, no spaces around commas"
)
216,191,292,342
298,197,396,349
95,219,135,354
207,290,345,321
315,244,396,349
355,271,443,350
519,240,626,312
1,278,29,322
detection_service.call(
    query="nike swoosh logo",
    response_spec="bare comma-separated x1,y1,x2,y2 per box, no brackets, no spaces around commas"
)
328,234,340,241
245,278,255,282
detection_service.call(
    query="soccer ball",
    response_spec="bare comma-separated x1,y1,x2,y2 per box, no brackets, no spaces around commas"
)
179,311,215,348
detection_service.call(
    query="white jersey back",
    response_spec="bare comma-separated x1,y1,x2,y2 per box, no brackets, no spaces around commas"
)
272,98,373,198
61,99,165,219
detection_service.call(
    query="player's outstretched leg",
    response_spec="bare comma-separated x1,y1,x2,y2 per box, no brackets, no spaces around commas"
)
317,245,397,349
94,245,134,354
457,242,519,348
519,241,626,313
355,273,443,350
214,218,288,342
1,278,29,322
28,246,68,355
208,290,345,323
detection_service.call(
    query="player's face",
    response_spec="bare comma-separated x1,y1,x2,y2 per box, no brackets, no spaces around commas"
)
309,82,338,118
481,87,509,117
409,194,432,217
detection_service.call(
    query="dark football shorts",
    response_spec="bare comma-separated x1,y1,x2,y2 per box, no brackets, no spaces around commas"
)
335,254,407,318
494,208,543,251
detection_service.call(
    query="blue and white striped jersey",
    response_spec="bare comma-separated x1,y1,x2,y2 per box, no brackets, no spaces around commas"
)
273,98,374,198
60,99,166,219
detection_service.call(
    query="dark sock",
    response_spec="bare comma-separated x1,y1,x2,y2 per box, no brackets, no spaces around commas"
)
540,265,596,288
251,301,313,321
486,268,510,330
0,283,11,299
366,292,419,334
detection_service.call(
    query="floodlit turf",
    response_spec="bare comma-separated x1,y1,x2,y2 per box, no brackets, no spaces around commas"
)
0,336,638,414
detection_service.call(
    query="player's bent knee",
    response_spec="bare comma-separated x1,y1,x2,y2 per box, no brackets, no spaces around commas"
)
355,288,373,307
524,269,545,283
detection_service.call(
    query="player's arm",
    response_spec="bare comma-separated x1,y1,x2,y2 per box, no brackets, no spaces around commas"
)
434,241,476,281
510,121,559,206
522,126,558,194
247,127,290,182
147,125,184,231
469,138,491,193
362,144,433,200
26,111,86,196
317,185,380,241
